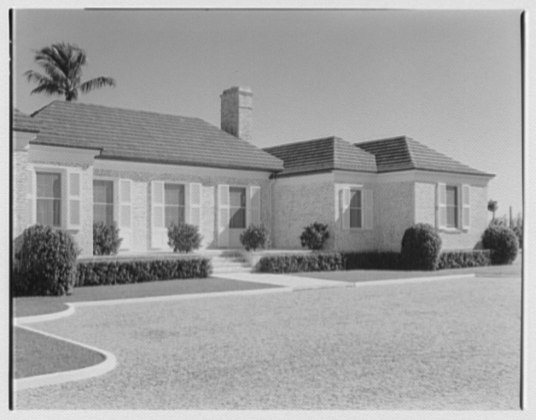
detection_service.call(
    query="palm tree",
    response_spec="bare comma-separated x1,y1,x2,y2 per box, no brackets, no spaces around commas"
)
25,42,115,101
487,199,498,220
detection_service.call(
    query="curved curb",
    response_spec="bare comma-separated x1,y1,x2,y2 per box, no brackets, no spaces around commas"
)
14,304,75,325
14,324,117,392
353,273,476,288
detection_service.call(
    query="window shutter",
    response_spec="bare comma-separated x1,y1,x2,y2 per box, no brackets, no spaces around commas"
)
189,182,202,227
118,179,132,250
217,184,230,247
462,184,471,230
363,189,373,230
151,181,167,249
26,168,36,225
437,183,447,229
248,185,261,226
341,187,351,230
66,169,81,230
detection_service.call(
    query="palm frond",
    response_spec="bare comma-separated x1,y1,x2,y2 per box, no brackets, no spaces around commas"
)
80,76,116,93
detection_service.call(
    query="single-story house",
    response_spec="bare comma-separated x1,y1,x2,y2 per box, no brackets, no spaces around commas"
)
12,86,493,256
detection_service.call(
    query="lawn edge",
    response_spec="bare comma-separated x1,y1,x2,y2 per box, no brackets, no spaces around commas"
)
13,324,117,392
353,273,476,287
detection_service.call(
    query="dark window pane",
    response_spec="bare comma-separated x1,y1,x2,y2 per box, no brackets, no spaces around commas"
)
230,187,246,208
37,198,61,227
230,207,246,229
447,207,458,228
94,203,114,225
446,186,457,206
165,184,184,206
350,190,361,208
37,172,61,198
165,205,185,227
350,208,362,228
94,180,113,204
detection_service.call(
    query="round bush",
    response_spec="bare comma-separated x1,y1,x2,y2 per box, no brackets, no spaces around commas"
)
481,225,519,265
167,223,202,253
93,221,122,255
300,222,330,251
400,223,442,270
240,224,269,251
14,224,79,296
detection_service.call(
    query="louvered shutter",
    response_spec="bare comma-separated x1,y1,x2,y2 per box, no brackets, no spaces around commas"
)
217,184,230,247
189,182,202,227
118,179,132,250
248,185,261,226
26,168,36,225
151,181,167,249
363,189,374,230
462,184,471,230
437,183,447,229
341,187,351,230
66,169,81,230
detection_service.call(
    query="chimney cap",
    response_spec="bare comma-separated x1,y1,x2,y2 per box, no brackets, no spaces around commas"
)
221,86,252,95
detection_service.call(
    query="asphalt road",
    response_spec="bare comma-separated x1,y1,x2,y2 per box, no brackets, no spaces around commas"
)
15,275,521,409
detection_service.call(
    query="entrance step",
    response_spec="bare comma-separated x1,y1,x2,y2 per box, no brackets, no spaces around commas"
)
210,251,252,274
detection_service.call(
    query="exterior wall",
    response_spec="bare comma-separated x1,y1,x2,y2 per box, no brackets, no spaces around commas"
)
94,160,272,251
13,150,29,242
271,173,336,249
414,182,488,250
375,182,415,252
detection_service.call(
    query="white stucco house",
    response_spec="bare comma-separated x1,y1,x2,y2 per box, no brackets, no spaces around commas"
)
12,86,494,257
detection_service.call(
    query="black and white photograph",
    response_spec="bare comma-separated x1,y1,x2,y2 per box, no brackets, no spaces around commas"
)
5,1,532,417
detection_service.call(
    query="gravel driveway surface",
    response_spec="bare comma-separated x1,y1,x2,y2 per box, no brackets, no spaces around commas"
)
15,276,521,409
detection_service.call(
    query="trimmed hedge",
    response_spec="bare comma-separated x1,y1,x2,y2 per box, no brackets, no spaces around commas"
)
342,252,400,270
437,250,491,270
257,253,343,273
76,257,211,287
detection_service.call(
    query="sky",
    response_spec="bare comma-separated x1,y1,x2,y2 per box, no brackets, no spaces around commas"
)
12,9,523,217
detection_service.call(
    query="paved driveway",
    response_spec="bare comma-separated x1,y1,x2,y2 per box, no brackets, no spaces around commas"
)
15,276,521,409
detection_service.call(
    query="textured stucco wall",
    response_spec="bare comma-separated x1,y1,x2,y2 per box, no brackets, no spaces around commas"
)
414,182,489,250
375,182,415,252
13,151,29,242
94,166,272,251
271,176,335,250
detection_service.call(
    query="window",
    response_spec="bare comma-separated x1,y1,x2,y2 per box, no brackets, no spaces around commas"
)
229,187,246,229
349,189,362,228
164,184,185,227
93,180,114,225
446,185,458,228
36,172,61,227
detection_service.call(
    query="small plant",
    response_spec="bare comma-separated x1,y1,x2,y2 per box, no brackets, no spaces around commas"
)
93,221,122,255
400,223,442,270
300,222,330,250
481,225,519,265
167,223,202,253
240,224,269,251
14,224,79,296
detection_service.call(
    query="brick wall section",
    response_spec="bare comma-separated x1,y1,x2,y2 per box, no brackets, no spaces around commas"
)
13,151,29,241
271,177,336,249
94,167,272,250
375,182,415,252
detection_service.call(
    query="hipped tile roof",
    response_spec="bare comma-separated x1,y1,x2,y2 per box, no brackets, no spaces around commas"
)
29,101,284,171
264,136,377,176
13,109,40,133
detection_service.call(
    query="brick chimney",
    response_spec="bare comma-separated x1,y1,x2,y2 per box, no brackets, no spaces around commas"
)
220,86,253,143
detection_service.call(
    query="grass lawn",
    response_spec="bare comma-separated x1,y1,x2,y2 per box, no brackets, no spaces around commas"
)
14,327,105,379
14,277,280,318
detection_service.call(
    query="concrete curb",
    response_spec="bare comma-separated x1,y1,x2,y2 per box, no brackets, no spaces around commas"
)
14,305,75,325
353,273,476,288
13,324,117,392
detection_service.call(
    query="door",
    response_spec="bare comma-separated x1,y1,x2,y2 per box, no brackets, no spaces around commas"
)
228,186,246,248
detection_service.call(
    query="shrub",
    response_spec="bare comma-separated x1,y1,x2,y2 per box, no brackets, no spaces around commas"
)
76,256,211,286
300,222,330,250
512,225,523,250
257,252,343,273
481,225,519,265
14,225,79,296
342,252,400,270
93,221,122,255
240,224,269,251
400,223,442,270
167,223,202,253
437,250,491,269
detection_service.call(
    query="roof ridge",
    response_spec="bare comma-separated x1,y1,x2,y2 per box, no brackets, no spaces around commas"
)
263,136,337,150
31,99,203,122
354,135,408,146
